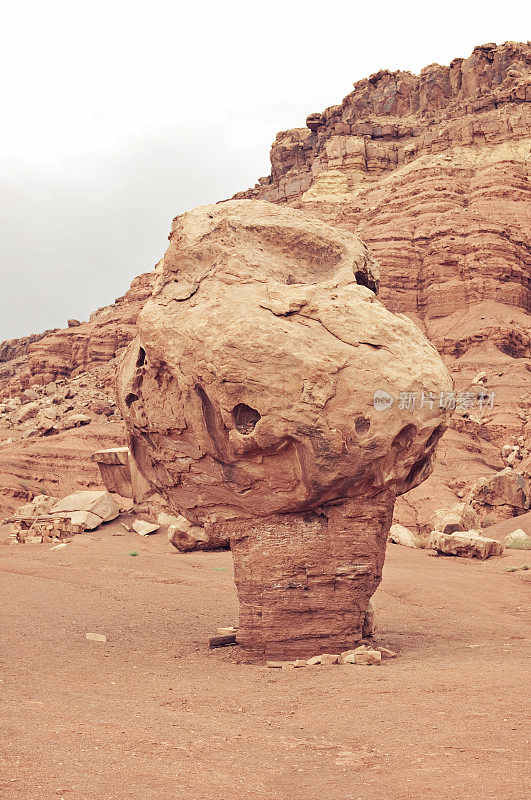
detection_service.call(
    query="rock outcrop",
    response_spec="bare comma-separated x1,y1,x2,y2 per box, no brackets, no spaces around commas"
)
0,272,156,398
468,466,531,525
117,200,452,658
234,41,531,532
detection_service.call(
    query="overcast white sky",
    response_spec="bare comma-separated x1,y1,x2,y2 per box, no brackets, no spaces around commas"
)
0,1,527,340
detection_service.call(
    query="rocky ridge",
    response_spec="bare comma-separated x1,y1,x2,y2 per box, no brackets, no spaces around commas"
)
0,42,529,532
234,41,531,528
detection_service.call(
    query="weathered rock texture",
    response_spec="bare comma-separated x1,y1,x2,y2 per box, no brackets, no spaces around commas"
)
117,200,452,658
234,41,531,531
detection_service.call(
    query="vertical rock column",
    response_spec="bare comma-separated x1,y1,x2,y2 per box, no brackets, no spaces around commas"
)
228,491,394,660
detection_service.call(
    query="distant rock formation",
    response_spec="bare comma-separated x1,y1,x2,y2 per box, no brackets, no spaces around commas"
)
234,41,531,529
0,272,156,398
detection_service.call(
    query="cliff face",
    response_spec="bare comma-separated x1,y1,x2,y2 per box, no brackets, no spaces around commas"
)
0,42,529,528
232,42,531,528
235,43,530,339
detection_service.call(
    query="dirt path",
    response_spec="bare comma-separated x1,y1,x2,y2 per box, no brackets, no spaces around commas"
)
0,524,529,800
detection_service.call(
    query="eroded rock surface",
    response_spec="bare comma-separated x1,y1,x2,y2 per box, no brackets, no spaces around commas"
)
117,199,452,658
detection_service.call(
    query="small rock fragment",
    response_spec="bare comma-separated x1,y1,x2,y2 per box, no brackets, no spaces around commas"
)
306,655,322,666
354,649,381,665
375,646,397,659
266,661,285,669
132,520,160,536
85,633,107,642
320,654,340,665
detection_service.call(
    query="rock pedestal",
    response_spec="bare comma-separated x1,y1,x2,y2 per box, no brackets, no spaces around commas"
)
229,493,393,659
117,199,453,660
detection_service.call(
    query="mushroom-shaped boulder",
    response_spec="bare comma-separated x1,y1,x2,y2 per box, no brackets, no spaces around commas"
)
117,199,452,659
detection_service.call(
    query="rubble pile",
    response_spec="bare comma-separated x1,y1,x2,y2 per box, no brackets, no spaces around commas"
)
0,365,122,443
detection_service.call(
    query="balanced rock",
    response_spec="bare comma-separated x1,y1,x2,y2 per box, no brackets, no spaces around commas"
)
117,199,452,659
430,530,504,559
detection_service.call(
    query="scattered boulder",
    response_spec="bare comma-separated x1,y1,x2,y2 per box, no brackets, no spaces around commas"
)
502,445,520,467
132,519,160,536
469,468,530,525
375,646,397,659
67,319,81,327
430,530,504,559
354,647,382,665
504,529,530,549
65,413,91,427
320,654,340,665
69,510,103,529
23,388,40,402
428,503,478,535
51,490,119,530
167,515,227,552
11,402,39,424
388,523,417,548
157,511,181,527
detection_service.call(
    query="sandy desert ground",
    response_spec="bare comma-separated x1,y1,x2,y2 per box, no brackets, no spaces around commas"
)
0,517,529,800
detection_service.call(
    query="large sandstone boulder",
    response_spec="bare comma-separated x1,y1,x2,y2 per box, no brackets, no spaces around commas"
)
51,490,119,530
469,467,531,525
117,199,452,659
428,503,478,535
430,530,504,559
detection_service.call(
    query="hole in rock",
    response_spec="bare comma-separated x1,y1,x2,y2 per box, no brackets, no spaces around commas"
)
392,424,417,451
355,416,371,435
125,393,139,408
232,403,261,435
354,269,379,294
136,347,146,368
406,455,430,486
426,424,445,449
